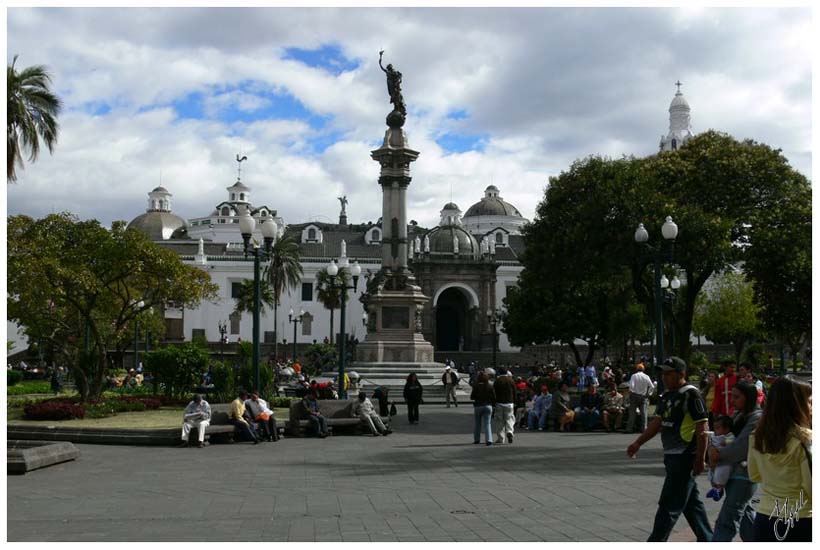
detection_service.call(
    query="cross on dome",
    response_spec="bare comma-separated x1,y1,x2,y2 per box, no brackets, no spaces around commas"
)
675,80,682,94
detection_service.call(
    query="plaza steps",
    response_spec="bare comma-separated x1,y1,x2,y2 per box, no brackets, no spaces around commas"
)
344,361,470,404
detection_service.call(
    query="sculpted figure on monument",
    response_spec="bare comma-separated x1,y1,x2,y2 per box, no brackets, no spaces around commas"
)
379,50,406,116
338,195,348,215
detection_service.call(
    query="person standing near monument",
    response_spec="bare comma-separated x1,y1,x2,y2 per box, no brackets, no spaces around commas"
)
471,371,496,446
403,372,423,424
442,365,459,408
627,356,712,542
493,369,516,444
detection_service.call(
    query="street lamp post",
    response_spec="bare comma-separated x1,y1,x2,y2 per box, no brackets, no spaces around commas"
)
288,308,304,364
218,320,227,363
486,308,500,371
238,207,278,393
663,276,681,354
634,216,679,394
132,300,144,370
325,246,361,400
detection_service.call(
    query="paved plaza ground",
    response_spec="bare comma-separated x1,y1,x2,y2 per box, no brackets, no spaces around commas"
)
7,404,729,542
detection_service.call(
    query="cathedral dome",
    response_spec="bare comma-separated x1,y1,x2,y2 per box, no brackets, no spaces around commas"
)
669,92,690,110
464,185,523,218
426,225,480,257
127,211,189,241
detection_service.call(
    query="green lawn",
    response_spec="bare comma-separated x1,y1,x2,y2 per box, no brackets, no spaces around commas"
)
7,407,290,429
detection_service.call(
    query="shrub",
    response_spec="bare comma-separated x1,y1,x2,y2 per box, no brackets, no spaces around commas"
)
239,360,273,396
303,343,337,376
267,396,297,408
143,342,209,398
210,361,236,404
6,380,52,395
7,370,23,386
24,401,85,420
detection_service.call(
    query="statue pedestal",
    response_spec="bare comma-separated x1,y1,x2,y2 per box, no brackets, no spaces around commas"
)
358,286,434,363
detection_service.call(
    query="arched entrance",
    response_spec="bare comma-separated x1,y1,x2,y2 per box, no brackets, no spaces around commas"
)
435,287,470,351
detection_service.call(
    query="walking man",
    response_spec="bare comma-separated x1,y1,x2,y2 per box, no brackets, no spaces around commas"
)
627,356,713,542
627,363,656,433
181,394,211,448
493,368,516,444
442,365,459,408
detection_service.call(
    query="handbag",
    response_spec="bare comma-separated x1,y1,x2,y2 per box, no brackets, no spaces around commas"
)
389,402,398,417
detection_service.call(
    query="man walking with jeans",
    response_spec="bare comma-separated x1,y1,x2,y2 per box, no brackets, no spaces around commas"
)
627,356,713,542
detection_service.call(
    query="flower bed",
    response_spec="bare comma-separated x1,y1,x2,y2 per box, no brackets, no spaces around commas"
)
22,395,166,421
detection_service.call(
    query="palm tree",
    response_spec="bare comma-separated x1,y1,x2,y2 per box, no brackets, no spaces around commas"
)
8,55,63,182
263,233,303,360
315,269,350,346
233,279,276,317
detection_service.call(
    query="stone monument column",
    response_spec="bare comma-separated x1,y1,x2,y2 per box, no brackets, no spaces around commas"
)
355,51,436,365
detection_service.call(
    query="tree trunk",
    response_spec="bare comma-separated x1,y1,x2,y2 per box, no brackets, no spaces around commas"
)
329,307,335,345
273,298,279,361
568,342,583,368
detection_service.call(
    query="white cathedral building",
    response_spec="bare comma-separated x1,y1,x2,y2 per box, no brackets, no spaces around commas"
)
119,84,694,358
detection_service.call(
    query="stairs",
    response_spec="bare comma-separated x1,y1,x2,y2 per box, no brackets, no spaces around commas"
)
346,361,471,404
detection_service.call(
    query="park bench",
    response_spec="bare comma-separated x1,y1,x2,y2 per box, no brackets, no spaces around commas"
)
183,403,284,444
285,398,389,437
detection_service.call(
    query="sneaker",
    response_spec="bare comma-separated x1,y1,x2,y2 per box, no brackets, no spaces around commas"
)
507,433,514,444
485,442,493,446
196,442,204,448
177,441,189,448
706,488,723,502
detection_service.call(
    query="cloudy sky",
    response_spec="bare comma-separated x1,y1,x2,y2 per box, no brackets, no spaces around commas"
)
6,7,813,230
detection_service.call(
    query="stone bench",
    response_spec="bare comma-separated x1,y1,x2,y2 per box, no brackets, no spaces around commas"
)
184,403,284,444
285,399,389,437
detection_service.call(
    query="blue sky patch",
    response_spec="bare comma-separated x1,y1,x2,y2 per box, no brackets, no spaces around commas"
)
282,43,360,75
435,131,489,153
446,109,470,120
75,101,111,116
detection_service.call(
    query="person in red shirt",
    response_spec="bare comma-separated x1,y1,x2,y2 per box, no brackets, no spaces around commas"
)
712,360,738,417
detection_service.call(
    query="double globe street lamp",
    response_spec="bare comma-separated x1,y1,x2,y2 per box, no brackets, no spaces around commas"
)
288,308,304,364
325,249,361,400
238,207,278,392
634,215,679,393
486,308,502,371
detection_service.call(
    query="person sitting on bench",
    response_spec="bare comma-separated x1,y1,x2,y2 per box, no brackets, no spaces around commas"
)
352,391,391,436
180,394,211,448
229,391,260,444
301,392,329,438
245,391,280,442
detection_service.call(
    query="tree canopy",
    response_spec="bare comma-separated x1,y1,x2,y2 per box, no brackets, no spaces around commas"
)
504,131,811,365
7,55,62,182
7,213,219,400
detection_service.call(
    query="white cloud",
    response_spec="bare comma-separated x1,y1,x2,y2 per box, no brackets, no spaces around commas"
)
6,7,812,231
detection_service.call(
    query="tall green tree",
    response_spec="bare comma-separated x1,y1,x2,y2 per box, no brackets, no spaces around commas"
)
503,156,646,367
315,269,350,346
7,213,219,400
692,271,762,362
263,233,303,358
7,55,63,182
743,174,811,370
232,278,276,317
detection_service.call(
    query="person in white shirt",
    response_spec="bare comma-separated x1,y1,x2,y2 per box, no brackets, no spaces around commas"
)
180,394,211,448
351,391,391,436
627,363,656,433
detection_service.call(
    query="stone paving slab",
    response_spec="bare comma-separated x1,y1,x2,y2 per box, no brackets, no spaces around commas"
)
7,404,729,542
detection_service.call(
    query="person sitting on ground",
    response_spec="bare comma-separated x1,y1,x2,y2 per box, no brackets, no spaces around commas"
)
301,392,329,438
705,415,735,501
552,382,575,431
527,385,553,431
180,394,212,448
229,391,260,444
245,391,280,442
372,385,390,417
352,391,391,436
602,382,625,432
578,383,604,431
